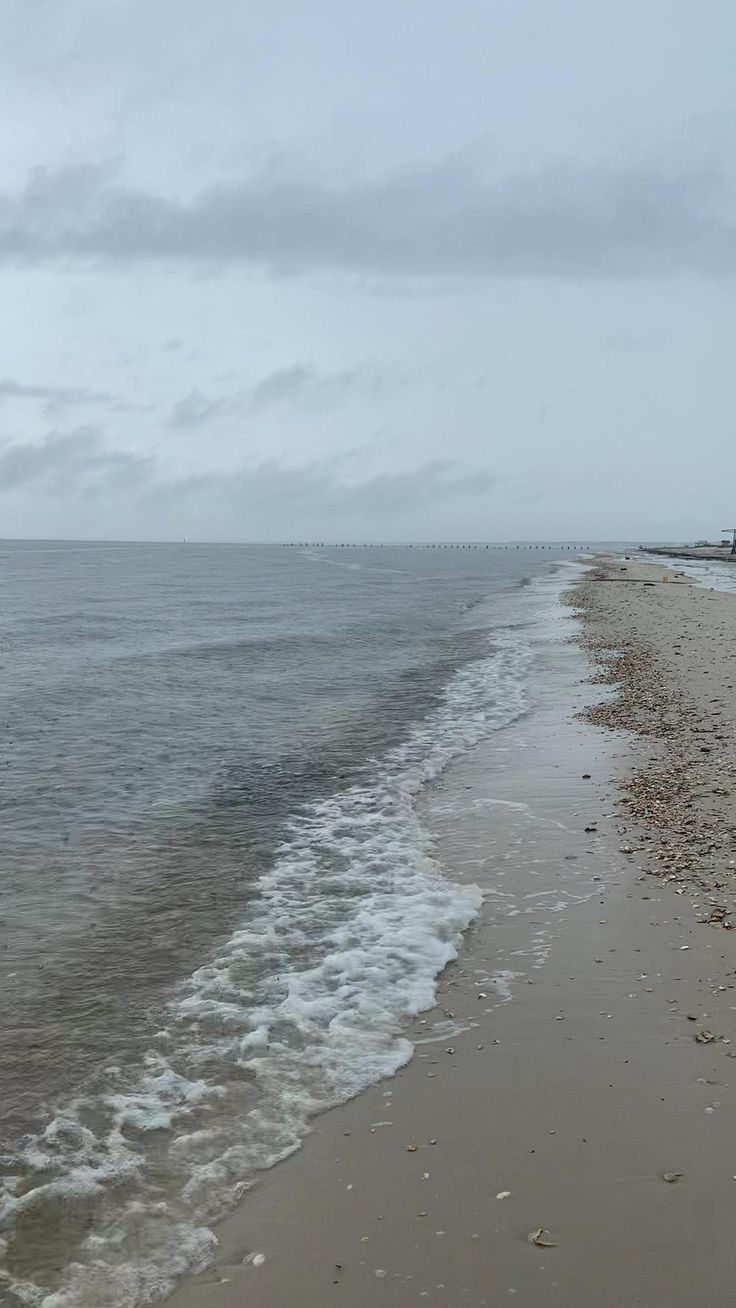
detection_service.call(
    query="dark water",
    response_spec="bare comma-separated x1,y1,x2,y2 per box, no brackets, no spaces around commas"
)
0,540,580,1306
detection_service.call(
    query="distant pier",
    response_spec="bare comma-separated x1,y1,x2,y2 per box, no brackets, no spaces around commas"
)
280,542,592,551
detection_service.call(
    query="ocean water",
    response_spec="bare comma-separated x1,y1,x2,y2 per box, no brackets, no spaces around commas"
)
0,541,582,1306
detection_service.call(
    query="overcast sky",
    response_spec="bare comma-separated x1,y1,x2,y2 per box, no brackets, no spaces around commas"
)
0,0,733,542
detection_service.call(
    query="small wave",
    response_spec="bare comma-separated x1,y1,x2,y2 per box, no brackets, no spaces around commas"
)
0,634,531,1308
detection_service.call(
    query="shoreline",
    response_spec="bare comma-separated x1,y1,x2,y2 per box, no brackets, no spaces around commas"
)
168,556,736,1308
640,546,736,565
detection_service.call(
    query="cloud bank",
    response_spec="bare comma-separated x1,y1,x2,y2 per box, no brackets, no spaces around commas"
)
0,427,495,539
0,427,152,495
0,155,731,280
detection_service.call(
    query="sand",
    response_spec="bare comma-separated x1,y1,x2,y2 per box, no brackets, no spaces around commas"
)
168,556,736,1308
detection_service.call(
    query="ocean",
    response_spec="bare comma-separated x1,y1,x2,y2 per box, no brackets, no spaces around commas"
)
0,540,584,1306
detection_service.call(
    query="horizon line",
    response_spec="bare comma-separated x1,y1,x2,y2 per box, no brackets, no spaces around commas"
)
0,535,665,548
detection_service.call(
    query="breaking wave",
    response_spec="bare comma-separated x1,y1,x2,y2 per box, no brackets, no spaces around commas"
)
0,632,531,1308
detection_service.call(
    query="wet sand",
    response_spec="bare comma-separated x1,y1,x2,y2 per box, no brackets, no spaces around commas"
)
169,558,736,1307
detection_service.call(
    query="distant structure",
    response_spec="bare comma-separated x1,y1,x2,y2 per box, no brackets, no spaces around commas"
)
722,529,736,556
280,541,591,550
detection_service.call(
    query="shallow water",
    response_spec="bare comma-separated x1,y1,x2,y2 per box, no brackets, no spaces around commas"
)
0,541,584,1306
641,552,736,595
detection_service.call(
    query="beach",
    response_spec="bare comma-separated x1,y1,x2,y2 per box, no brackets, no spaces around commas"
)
5,547,736,1307
0,544,592,1305
168,555,736,1308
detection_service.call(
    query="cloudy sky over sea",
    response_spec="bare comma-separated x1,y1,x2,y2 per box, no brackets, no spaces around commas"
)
0,0,733,541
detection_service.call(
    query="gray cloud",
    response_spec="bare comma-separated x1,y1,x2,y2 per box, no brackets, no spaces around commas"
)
166,364,402,428
206,457,492,514
0,155,732,279
148,456,496,540
0,426,494,538
249,365,336,410
0,377,120,415
247,364,399,410
0,427,154,495
165,389,229,429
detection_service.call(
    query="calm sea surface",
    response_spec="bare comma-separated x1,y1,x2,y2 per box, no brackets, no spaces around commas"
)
0,540,583,1306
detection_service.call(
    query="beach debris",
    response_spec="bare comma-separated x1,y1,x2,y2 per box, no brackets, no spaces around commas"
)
406,1144,418,1152
662,1172,683,1183
495,1190,512,1200
695,1029,716,1043
527,1228,559,1248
